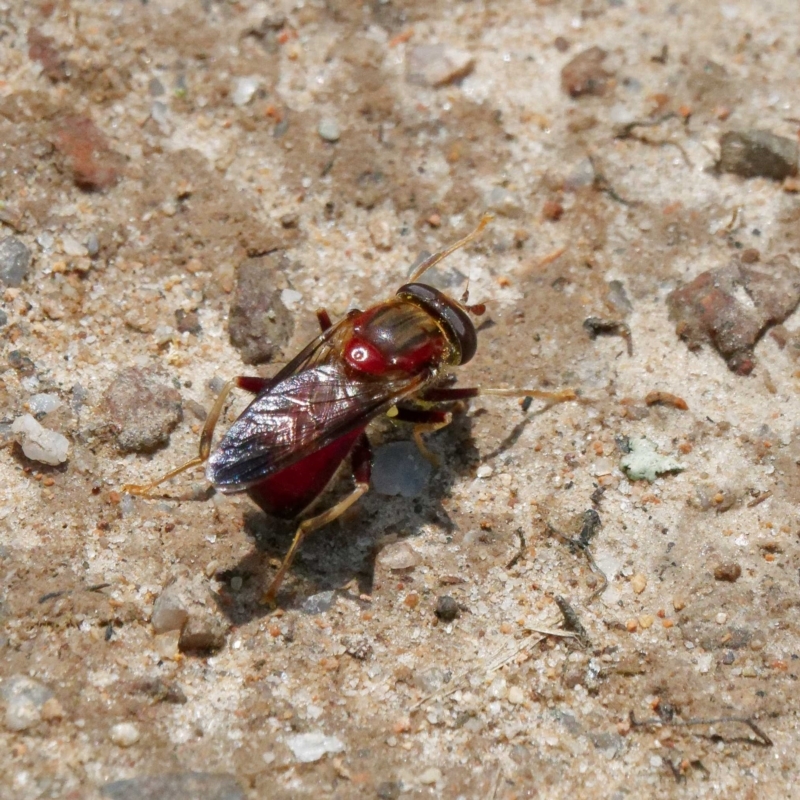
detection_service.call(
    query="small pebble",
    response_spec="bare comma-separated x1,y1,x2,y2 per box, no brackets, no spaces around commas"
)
301,590,336,615
631,573,647,594
109,722,140,747
561,46,613,98
103,367,182,453
318,119,341,142
434,595,460,622
718,129,798,181
0,236,32,287
151,589,189,634
716,612,728,625
507,686,524,705
368,214,394,250
28,393,62,415
476,464,493,479
418,767,442,786
179,614,228,652
638,614,655,629
714,562,742,582
2,675,53,732
61,235,88,257
285,731,345,763
486,186,523,218
232,76,260,107
0,309,7,327
10,414,69,465
377,541,420,571
406,44,475,87
673,596,686,611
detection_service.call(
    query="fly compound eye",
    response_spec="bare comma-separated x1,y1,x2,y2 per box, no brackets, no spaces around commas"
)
395,283,478,365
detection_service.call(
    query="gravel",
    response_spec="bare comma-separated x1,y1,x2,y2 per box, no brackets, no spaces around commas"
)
2,675,54,732
0,236,32,287
285,731,346,763
102,367,183,452
10,414,69,465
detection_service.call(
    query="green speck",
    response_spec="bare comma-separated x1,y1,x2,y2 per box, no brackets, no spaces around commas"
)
620,436,685,482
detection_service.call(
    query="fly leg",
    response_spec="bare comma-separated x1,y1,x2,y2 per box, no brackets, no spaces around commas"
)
262,433,372,605
122,376,261,496
316,308,333,331
419,386,577,404
392,406,451,466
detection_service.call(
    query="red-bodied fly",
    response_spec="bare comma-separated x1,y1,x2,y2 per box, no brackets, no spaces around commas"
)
123,216,575,603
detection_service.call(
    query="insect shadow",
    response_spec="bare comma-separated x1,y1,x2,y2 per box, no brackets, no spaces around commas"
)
214,410,480,622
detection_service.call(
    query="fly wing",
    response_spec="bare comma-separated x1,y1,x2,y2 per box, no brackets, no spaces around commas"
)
207,357,428,491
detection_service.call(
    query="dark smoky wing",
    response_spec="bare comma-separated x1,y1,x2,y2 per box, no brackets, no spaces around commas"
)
206,363,426,491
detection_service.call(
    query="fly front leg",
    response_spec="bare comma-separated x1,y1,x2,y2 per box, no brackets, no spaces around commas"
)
392,406,452,466
262,433,372,605
123,377,252,496
420,386,577,404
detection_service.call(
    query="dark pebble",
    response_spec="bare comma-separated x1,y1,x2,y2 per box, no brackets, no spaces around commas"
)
101,772,245,800
713,562,742,582
228,254,294,364
435,595,460,622
174,309,202,334
376,781,401,800
561,47,613,98
102,367,183,452
8,350,36,376
0,309,7,327
718,130,798,181
0,236,32,287
178,614,228,653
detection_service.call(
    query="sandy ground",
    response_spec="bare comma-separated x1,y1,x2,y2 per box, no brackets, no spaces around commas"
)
2,1,800,798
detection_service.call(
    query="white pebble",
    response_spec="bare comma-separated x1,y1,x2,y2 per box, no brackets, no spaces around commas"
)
28,393,62,415
109,722,140,747
318,119,341,142
507,686,524,704
476,464,493,479
419,767,442,785
10,414,69,465
285,731,345,763
232,76,259,107
280,288,302,310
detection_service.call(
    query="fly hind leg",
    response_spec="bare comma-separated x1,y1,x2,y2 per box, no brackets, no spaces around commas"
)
262,433,372,605
122,376,259,496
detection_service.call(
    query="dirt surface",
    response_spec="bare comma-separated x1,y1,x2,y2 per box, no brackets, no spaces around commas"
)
2,1,800,798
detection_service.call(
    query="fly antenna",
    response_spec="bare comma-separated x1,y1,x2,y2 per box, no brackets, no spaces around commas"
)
408,213,493,282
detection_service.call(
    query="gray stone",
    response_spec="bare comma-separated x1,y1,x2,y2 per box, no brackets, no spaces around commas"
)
101,773,245,800
151,588,189,634
0,236,32,287
718,130,798,181
229,254,294,365
2,675,53,732
103,367,182,452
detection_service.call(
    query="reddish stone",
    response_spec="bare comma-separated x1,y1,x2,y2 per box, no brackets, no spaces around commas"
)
667,255,800,375
51,116,123,190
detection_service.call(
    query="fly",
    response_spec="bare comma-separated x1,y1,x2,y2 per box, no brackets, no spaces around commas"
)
123,216,575,604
